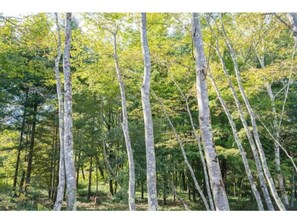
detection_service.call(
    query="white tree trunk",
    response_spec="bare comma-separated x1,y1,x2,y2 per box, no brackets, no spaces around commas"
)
192,13,229,211
112,31,136,211
154,93,210,211
140,13,158,211
53,12,65,211
208,20,274,209
172,77,215,210
209,73,264,210
63,12,76,211
220,15,286,210
266,83,289,207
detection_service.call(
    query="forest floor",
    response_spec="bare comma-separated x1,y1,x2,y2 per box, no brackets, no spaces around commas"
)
0,182,258,210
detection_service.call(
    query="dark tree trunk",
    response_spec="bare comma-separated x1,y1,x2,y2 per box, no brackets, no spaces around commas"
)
109,179,114,196
141,181,144,199
76,150,80,189
290,169,296,209
25,101,38,190
19,171,26,194
13,88,29,195
87,156,93,200
81,166,85,180
182,171,187,191
220,159,228,192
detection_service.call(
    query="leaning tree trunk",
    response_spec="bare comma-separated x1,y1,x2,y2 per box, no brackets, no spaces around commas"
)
63,12,76,211
209,73,264,210
112,31,136,211
140,12,158,211
220,14,286,211
192,13,229,211
266,83,289,207
172,77,215,210
154,93,210,210
207,18,274,209
53,12,66,211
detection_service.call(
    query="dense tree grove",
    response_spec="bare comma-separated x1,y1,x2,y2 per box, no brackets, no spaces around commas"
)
0,12,296,211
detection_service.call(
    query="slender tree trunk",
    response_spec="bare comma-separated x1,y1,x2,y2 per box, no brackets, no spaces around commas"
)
95,153,99,195
25,101,37,189
112,31,136,210
19,171,26,194
141,181,144,199
63,12,76,211
266,83,289,207
290,168,296,209
172,77,215,210
87,156,93,200
208,73,264,210
172,183,190,211
192,13,229,210
182,171,186,191
109,179,114,196
154,93,210,210
140,12,158,211
49,127,56,199
13,88,29,195
81,167,85,181
220,15,286,210
207,19,274,210
53,12,66,211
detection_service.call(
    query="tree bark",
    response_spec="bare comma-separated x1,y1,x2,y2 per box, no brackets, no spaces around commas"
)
140,12,158,211
209,73,264,210
53,12,66,211
220,15,286,210
112,30,136,210
192,13,229,211
63,12,76,211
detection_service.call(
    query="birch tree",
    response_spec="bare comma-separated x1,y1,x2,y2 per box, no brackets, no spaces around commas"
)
112,28,136,211
53,12,65,211
192,13,229,210
63,12,76,211
219,14,286,211
140,12,158,211
208,71,264,210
